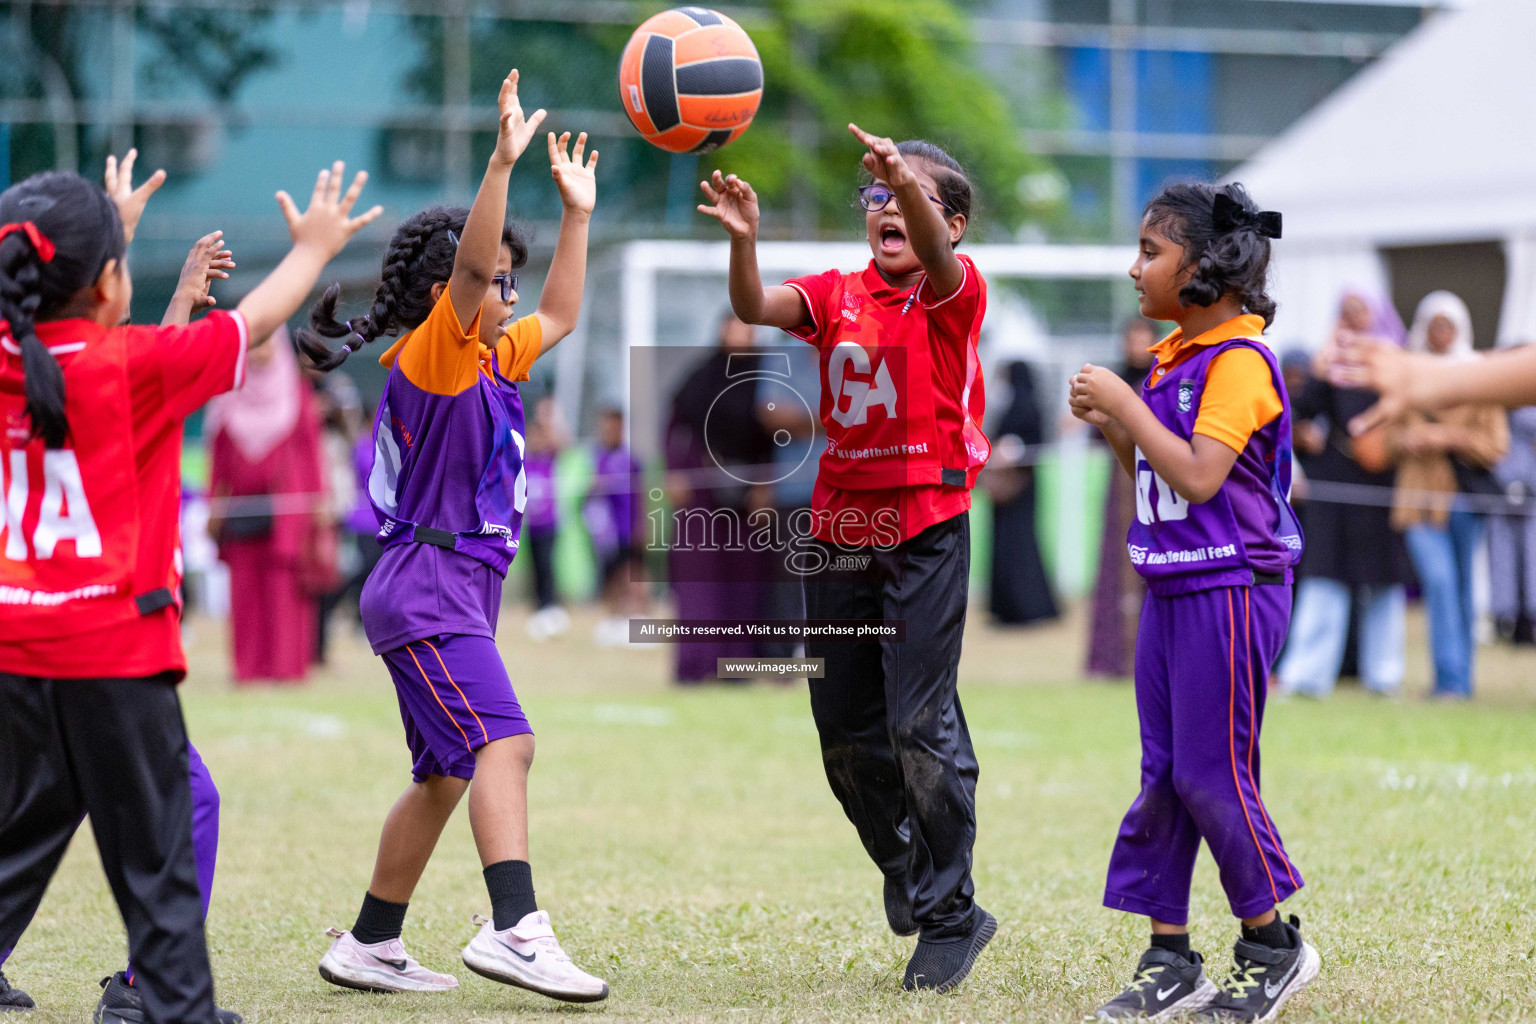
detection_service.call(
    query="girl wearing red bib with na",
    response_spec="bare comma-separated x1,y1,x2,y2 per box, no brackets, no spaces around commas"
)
698,125,993,993
0,160,379,1024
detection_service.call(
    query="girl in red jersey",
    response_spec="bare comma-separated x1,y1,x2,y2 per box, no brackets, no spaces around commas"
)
698,126,994,993
0,158,379,1024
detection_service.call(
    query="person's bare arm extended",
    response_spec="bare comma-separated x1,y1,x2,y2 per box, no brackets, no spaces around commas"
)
1336,337,1536,432
532,131,597,353
848,123,964,298
697,170,812,330
162,231,234,327
1070,363,1240,503
236,162,382,348
449,69,546,331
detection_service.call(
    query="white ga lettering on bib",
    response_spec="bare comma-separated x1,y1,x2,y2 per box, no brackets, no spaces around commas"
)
2,449,104,560
1133,446,1190,525
827,341,898,429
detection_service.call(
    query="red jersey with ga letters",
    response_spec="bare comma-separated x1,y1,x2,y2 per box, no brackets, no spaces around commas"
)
785,255,989,544
0,311,248,680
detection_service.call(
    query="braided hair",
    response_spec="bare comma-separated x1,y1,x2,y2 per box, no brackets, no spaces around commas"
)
297,205,528,371
1143,181,1280,327
0,172,126,448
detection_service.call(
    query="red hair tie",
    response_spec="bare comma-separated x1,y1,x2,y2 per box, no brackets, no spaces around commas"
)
0,221,57,262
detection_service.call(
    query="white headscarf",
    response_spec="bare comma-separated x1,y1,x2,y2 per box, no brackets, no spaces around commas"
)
1407,290,1476,360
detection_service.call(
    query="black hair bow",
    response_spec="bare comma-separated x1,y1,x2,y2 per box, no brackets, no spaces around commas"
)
1212,192,1282,239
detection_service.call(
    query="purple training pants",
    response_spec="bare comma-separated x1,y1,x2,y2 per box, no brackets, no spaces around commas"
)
1104,584,1304,924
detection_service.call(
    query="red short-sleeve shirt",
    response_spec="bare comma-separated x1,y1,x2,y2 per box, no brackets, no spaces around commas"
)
784,260,985,546
0,311,248,680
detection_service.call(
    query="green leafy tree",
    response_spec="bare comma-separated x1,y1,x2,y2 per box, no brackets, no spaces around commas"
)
705,0,1048,239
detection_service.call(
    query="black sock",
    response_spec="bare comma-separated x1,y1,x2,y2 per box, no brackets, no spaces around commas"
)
1150,932,1191,958
351,892,408,945
484,860,537,930
1242,915,1292,950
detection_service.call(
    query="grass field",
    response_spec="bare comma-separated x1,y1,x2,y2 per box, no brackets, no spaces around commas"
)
10,603,1536,1023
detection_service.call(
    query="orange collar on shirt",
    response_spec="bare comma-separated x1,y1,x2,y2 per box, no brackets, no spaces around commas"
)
1144,313,1267,387
377,332,500,375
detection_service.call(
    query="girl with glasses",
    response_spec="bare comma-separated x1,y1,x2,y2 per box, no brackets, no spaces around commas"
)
697,126,995,993
295,70,607,1004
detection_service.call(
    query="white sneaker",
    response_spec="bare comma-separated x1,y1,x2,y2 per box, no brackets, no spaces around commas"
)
461,911,609,1003
318,927,460,993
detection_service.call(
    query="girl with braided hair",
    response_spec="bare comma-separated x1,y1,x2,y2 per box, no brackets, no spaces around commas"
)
0,149,379,1024
1070,182,1319,1023
304,70,607,1004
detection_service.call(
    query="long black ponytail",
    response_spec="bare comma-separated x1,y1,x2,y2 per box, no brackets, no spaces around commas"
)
297,205,528,371
0,172,125,448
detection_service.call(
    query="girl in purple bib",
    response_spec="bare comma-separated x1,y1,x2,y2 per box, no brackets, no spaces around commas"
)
1070,183,1318,1024
296,70,608,1004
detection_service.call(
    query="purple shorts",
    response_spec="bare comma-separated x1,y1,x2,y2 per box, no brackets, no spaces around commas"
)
381,634,532,782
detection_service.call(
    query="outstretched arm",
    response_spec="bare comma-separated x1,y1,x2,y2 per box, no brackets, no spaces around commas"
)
236,162,382,347
848,123,964,299
532,130,598,353
1336,337,1536,431
697,170,811,330
449,68,546,331
1070,364,1240,503
162,231,234,327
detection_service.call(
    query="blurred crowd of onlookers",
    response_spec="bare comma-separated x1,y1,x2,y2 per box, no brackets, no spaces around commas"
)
1084,293,1531,701
181,290,1534,698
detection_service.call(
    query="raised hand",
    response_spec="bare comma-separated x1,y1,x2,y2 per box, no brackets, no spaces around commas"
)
275,161,383,259
548,131,598,214
697,170,759,240
177,230,235,311
495,69,548,167
103,149,166,244
848,123,914,189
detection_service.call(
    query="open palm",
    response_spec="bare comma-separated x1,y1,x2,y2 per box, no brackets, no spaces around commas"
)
549,131,598,214
496,69,547,166
697,170,759,239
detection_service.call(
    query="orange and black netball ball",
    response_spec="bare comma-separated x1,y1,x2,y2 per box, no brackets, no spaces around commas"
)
618,7,762,154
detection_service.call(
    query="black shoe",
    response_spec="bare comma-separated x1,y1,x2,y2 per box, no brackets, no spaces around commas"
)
883,874,917,936
94,972,244,1024
1094,947,1218,1021
901,907,996,993
0,970,33,1011
1196,916,1320,1023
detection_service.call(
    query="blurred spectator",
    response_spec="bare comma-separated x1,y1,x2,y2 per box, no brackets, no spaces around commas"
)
586,406,649,647
1085,317,1155,677
984,360,1058,625
1277,290,1412,699
205,329,325,685
665,314,773,683
1388,291,1508,699
1488,401,1536,642
524,396,571,641
313,372,363,665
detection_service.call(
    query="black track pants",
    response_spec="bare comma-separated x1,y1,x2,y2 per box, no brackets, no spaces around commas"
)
803,512,980,940
0,673,214,1024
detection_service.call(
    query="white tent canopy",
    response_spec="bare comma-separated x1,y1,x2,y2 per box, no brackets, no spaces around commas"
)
1234,0,1536,346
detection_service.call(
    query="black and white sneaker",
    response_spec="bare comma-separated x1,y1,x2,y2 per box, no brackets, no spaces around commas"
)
884,874,918,936
0,970,33,1011
1196,917,1320,1023
901,907,997,992
94,972,244,1024
1094,947,1218,1021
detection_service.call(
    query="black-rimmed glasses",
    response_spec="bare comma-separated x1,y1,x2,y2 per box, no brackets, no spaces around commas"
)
446,231,518,302
856,183,949,214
